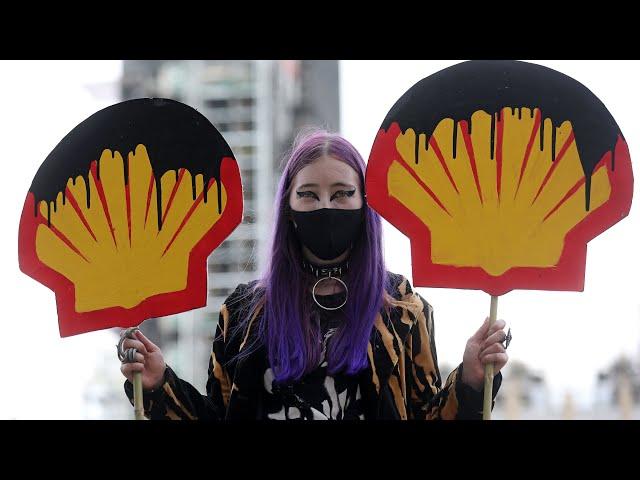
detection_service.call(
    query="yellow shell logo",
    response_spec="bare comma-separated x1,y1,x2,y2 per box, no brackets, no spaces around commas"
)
366,61,633,295
35,145,229,312
390,109,611,276
19,99,243,336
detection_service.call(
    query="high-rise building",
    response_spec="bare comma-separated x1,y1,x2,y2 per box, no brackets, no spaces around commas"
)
120,60,340,391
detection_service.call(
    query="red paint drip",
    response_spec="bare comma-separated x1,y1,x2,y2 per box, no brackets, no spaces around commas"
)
125,183,132,247
542,176,587,222
64,187,97,242
460,121,484,204
161,179,211,256
496,113,504,201
429,136,459,194
90,162,117,248
143,173,155,228
515,109,542,198
532,131,576,205
161,168,186,225
41,212,90,263
393,146,451,217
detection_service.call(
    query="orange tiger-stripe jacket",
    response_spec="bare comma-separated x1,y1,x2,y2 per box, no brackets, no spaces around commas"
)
125,271,502,419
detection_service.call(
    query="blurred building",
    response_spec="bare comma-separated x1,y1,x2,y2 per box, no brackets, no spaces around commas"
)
120,60,340,391
490,353,640,420
492,360,550,419
594,354,640,419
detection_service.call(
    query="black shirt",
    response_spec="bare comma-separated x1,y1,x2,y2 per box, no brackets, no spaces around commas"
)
261,289,368,420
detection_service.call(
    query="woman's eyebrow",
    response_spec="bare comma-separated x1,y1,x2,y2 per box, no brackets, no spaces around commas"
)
297,182,356,189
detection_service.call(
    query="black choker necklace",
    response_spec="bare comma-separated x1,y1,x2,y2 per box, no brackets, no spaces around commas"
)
301,258,350,278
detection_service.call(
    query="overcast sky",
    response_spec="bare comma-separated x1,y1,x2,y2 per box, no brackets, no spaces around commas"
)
0,61,124,418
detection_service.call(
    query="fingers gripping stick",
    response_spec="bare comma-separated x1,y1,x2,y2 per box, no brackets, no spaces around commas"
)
117,327,146,420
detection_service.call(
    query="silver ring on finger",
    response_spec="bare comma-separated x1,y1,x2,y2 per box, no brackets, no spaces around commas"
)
117,327,140,361
502,328,512,350
122,347,138,364
117,336,128,361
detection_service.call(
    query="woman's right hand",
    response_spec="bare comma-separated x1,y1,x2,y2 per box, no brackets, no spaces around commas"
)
119,330,167,391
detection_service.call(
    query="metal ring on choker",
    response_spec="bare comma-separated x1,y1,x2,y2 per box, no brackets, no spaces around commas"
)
312,272,348,311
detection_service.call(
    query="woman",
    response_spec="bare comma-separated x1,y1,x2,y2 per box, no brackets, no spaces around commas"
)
119,129,509,420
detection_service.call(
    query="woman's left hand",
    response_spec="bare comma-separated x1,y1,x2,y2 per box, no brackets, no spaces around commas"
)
461,317,509,391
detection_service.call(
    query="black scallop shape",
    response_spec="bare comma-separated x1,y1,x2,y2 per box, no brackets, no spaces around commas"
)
29,98,234,228
380,60,624,210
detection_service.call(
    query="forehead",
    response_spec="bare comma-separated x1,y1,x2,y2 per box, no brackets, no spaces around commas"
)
291,155,360,187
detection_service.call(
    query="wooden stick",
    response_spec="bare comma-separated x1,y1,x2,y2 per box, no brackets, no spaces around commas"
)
133,371,145,420
121,326,146,420
483,295,499,420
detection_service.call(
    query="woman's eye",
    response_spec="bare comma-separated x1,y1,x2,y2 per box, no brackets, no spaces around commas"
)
296,191,318,199
332,190,356,200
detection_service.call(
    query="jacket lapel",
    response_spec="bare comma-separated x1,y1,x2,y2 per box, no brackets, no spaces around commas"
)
367,301,414,395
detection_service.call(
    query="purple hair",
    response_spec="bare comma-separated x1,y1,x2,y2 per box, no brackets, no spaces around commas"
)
232,128,391,383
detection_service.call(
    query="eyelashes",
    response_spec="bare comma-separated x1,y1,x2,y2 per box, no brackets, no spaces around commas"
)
296,191,318,200
340,190,356,198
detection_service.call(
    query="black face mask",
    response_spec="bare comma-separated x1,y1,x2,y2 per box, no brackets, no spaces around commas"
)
291,207,364,261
